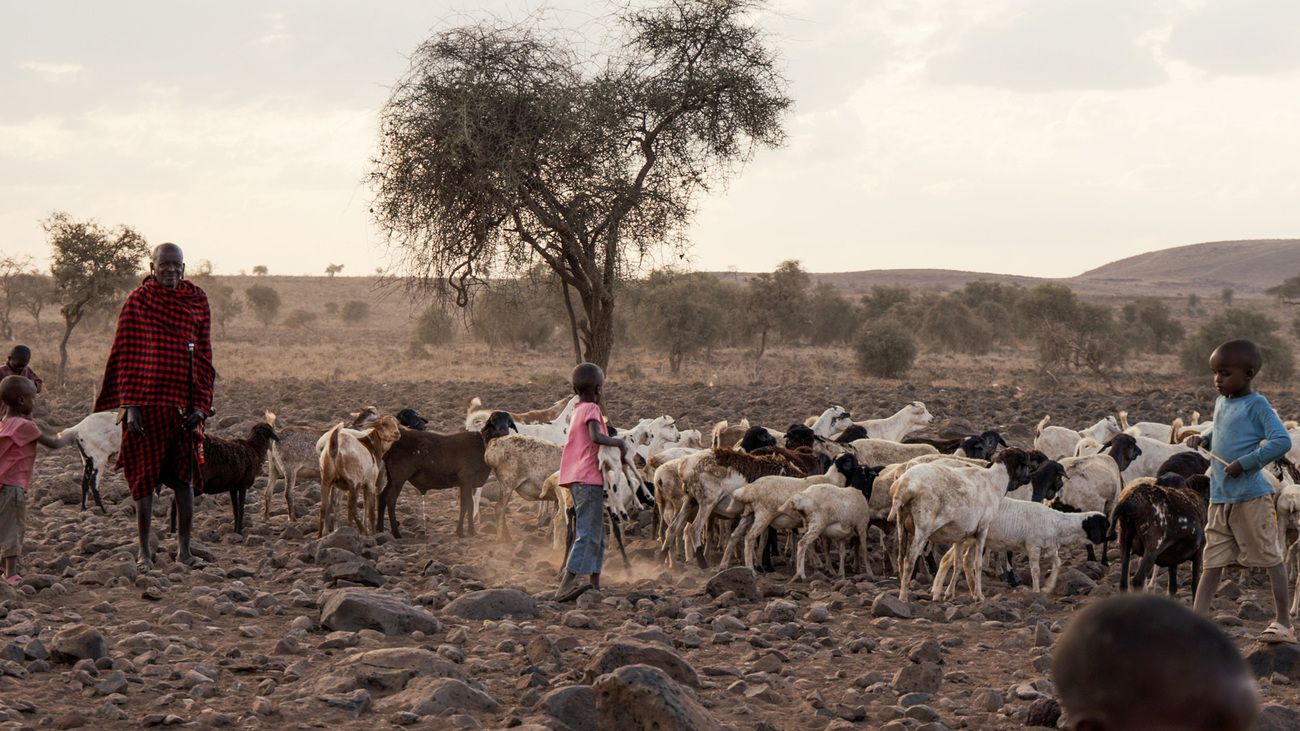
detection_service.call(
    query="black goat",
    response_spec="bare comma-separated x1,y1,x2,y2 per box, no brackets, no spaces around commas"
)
738,425,778,452
171,423,280,535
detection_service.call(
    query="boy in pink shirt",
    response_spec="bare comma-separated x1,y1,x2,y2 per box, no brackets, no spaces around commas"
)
555,363,627,602
0,376,74,584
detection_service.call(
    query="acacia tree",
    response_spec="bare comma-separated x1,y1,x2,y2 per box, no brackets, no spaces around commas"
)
15,271,53,333
45,212,148,386
0,255,31,340
369,0,789,370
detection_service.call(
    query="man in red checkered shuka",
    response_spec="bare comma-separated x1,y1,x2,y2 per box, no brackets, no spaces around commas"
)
96,243,215,571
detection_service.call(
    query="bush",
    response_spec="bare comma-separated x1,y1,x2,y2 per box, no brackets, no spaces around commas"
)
853,320,917,378
324,302,339,315
471,287,556,350
922,298,992,354
341,300,370,324
245,284,281,327
807,281,863,346
282,309,317,329
1121,297,1185,355
414,304,456,346
1180,308,1294,380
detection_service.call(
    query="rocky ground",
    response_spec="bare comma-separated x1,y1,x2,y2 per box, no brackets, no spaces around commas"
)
3,378,1300,731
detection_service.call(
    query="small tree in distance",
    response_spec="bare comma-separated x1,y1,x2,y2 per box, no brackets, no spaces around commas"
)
245,284,281,327
45,212,149,385
341,301,370,324
252,265,268,276
326,264,344,277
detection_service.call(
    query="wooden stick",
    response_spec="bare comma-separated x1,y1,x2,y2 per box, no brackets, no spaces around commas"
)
1197,446,1231,467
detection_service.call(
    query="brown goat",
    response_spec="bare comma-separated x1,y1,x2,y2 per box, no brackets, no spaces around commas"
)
1114,474,1209,596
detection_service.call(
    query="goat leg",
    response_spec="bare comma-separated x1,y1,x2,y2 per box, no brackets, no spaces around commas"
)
1002,550,1022,588
607,508,631,572
761,526,777,573
1167,564,1178,598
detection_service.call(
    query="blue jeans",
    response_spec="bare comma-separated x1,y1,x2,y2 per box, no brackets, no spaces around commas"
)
565,483,606,576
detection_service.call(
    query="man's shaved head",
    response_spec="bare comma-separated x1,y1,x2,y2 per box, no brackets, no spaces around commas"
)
1210,339,1263,373
1055,595,1257,730
150,243,185,289
152,242,183,264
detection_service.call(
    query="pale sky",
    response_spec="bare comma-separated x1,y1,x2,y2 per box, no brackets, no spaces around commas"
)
3,0,1299,278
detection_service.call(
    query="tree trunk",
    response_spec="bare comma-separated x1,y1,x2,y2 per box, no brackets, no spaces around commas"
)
561,281,583,366
57,313,78,388
580,294,615,371
752,326,769,378
669,343,683,375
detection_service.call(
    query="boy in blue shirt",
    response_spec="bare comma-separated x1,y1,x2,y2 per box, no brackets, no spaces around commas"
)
1190,339,1293,643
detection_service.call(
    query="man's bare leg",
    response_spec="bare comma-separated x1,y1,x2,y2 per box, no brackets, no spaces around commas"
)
136,491,155,568
176,483,196,565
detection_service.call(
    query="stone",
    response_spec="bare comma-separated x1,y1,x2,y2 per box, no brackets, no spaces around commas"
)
1256,704,1300,731
1238,601,1270,622
891,661,942,695
761,599,798,623
1032,622,1053,647
1245,642,1300,680
95,670,128,695
297,648,472,698
1026,698,1062,727
49,624,108,663
1056,569,1096,596
582,639,700,688
805,604,831,623
526,636,562,667
53,710,86,729
540,685,598,731
593,664,722,731
316,527,363,560
319,588,442,635
442,589,540,621
750,653,783,674
971,688,1003,712
325,560,384,587
872,593,912,619
907,639,943,665
705,567,760,602
562,611,599,629
380,677,501,716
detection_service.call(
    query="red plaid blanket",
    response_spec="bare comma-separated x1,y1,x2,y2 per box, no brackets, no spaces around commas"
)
95,276,214,415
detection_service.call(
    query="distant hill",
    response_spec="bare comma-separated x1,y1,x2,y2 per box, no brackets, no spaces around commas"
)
723,239,1300,297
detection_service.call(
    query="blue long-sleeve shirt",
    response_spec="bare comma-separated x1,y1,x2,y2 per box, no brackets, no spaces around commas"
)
1201,392,1292,504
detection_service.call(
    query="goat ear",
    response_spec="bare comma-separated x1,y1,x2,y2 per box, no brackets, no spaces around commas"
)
997,436,1008,447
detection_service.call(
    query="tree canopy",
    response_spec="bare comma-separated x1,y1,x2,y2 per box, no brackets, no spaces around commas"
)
369,0,790,369
45,212,148,385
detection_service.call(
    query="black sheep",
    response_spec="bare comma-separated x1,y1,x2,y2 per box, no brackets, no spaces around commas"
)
186,423,279,535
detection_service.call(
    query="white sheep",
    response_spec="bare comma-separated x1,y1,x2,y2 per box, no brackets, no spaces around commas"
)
483,434,564,538
1119,411,1177,442
1034,414,1121,461
466,396,574,444
845,438,938,467
889,449,1037,602
778,482,874,581
933,500,1109,596
1117,434,1194,483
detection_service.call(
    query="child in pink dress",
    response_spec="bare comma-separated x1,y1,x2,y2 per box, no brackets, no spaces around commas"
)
555,363,627,602
0,376,74,584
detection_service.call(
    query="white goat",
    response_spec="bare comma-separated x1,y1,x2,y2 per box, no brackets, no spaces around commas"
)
1119,411,1176,442
841,401,933,442
779,482,874,581
889,449,1036,602
1034,415,1122,462
846,438,938,467
466,397,574,444
58,411,121,513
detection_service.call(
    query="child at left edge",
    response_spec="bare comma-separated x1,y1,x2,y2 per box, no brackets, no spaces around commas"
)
0,375,74,584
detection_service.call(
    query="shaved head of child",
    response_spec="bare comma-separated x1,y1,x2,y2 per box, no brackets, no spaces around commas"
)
0,375,35,408
571,363,604,398
1055,595,1257,731
1210,339,1263,374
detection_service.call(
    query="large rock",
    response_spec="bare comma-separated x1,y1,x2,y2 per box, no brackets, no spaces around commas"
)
325,560,384,587
316,527,363,561
1245,642,1300,681
1056,569,1096,596
294,648,471,699
705,567,759,602
49,625,108,664
593,664,721,731
1256,704,1300,731
442,589,540,621
380,677,500,716
319,589,442,636
541,685,598,731
1026,698,1062,727
872,593,912,619
583,640,700,688
891,662,942,695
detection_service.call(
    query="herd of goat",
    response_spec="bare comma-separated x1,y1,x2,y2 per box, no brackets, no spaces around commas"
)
52,397,1300,611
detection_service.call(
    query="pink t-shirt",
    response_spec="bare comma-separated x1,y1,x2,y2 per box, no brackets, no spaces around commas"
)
0,416,42,490
560,401,606,487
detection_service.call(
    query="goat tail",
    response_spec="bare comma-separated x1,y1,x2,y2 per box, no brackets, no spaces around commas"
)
1118,411,1130,431
265,411,278,428
323,424,342,474
1168,417,1183,444
1036,415,1051,436
887,479,908,523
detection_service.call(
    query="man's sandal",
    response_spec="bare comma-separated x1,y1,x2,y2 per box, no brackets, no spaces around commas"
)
180,555,208,569
1,573,20,587
1259,621,1296,644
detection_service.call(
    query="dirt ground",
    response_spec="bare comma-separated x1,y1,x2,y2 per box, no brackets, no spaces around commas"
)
4,375,1300,731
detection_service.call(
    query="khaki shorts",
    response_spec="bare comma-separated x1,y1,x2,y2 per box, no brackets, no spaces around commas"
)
1203,495,1284,569
0,485,26,559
